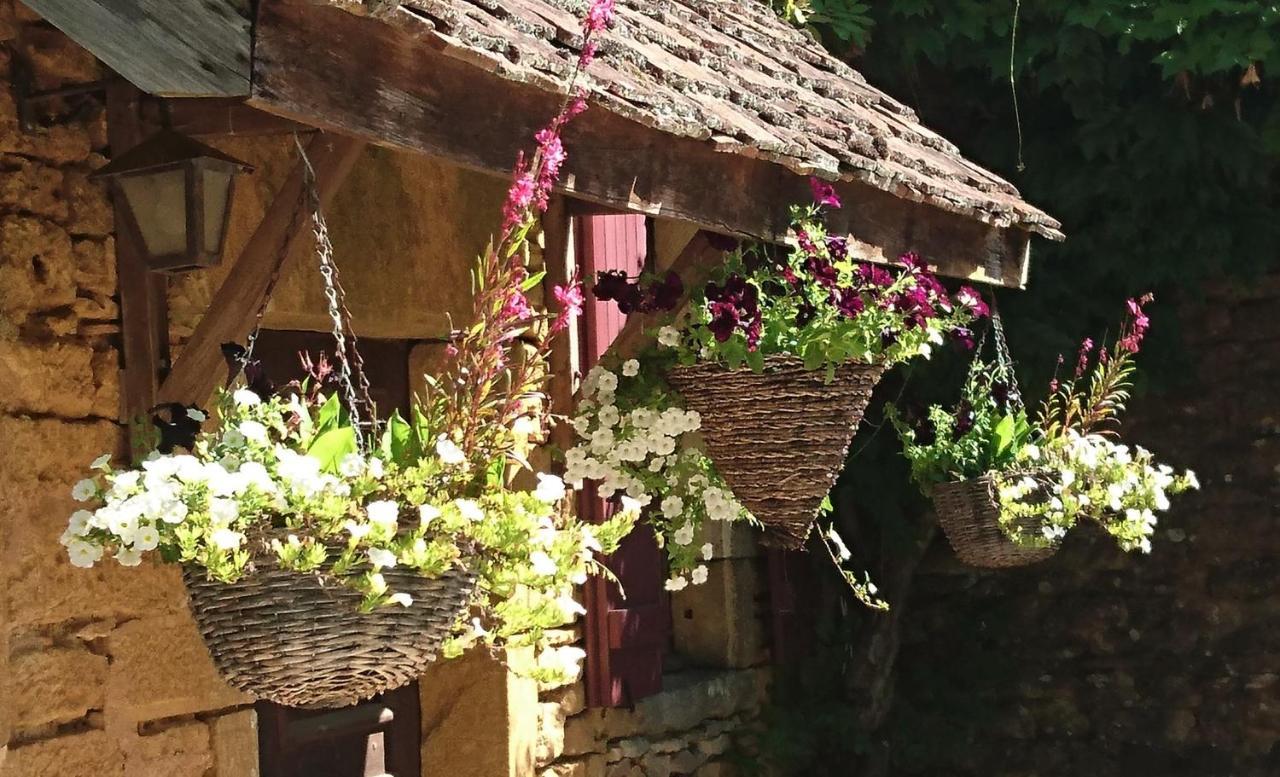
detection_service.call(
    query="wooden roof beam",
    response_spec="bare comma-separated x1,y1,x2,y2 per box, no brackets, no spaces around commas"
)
249,0,1033,288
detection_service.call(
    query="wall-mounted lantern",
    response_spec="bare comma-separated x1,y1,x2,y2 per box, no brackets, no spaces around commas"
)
92,129,253,273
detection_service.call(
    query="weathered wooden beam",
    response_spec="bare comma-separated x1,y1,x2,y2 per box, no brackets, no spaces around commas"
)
158,134,366,407
152,97,313,138
249,0,1030,288
105,79,169,427
25,0,251,97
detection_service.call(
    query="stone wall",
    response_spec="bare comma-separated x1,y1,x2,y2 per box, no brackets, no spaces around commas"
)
535,523,771,777
0,5,258,774
892,280,1280,776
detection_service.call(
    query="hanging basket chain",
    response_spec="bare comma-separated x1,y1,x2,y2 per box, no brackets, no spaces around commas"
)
292,133,373,450
988,298,1023,411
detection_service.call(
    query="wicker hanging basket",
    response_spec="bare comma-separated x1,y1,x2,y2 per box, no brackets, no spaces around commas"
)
667,355,885,549
932,473,1058,568
184,557,475,709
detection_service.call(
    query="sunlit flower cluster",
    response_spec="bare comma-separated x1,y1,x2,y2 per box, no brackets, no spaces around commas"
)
66,386,635,679
564,363,753,589
998,431,1198,552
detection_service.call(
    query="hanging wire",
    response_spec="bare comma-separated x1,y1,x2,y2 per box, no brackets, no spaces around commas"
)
1010,0,1026,172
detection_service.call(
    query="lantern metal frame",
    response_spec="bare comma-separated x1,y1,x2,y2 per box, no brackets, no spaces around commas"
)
92,129,253,273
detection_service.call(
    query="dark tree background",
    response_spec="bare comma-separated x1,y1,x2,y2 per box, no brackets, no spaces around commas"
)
757,3,1280,775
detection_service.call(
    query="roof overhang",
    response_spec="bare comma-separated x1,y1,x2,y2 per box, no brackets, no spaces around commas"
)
25,0,1061,289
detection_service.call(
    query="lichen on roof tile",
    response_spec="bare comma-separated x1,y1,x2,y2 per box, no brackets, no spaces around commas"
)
386,0,1061,237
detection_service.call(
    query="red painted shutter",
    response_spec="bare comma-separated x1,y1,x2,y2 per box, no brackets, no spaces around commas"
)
577,213,671,707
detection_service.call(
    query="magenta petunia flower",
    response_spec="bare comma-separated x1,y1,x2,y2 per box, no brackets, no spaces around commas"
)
808,176,842,208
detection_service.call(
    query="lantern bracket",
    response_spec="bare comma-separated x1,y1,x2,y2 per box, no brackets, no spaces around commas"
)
8,48,114,133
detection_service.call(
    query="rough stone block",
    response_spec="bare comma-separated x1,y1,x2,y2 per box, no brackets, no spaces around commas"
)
538,754,602,777
600,670,768,741
562,710,606,756
0,730,125,776
0,215,76,319
671,558,767,669
692,760,737,777
121,721,212,777
65,171,112,237
544,681,587,717
211,709,259,777
537,701,568,766
0,155,66,221
9,643,108,730
0,337,118,419
72,237,115,296
418,649,539,777
694,520,760,560
105,615,250,729
0,90,93,165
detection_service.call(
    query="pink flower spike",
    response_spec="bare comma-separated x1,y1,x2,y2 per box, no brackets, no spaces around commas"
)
808,176,842,209
552,281,585,334
582,0,616,34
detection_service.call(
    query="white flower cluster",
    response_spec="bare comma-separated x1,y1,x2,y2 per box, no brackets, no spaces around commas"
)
564,365,750,590
998,430,1198,553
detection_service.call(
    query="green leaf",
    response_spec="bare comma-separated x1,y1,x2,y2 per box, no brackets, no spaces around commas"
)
315,394,345,436
380,410,418,466
988,414,1017,464
308,427,357,473
520,270,547,292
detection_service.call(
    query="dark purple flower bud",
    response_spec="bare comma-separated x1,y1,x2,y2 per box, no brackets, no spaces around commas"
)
153,403,203,453
803,256,839,289
880,329,899,349
593,271,632,303
648,271,684,312
991,380,1011,410
794,300,817,327
826,235,848,261
949,326,976,351
953,399,975,437
836,289,865,319
707,302,739,342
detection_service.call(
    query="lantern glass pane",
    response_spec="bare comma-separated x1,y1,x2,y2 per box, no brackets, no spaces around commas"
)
200,167,233,255
117,169,187,258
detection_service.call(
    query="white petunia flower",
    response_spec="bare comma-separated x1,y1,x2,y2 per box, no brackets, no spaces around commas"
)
701,542,714,561
529,550,558,577
238,421,269,444
115,546,143,567
71,479,98,502
436,436,466,466
344,520,371,540
210,527,245,551
661,495,684,519
690,565,709,585
664,575,689,592
366,500,400,528
556,594,587,618
595,370,619,393
67,539,103,568
597,404,621,428
90,454,112,471
367,548,398,569
673,523,695,546
418,504,441,525
367,457,385,478
657,326,681,348
209,498,239,525
1185,470,1200,490
338,453,366,478
368,572,388,595
133,523,161,551
455,499,484,522
186,407,208,422
232,388,261,407
67,510,93,537
535,473,567,504
622,359,640,377
389,592,413,607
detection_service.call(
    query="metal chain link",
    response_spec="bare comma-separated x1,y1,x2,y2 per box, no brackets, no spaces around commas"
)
988,298,1024,411
293,133,371,450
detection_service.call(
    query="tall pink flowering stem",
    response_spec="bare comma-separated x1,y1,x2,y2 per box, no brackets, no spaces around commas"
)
434,0,615,464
